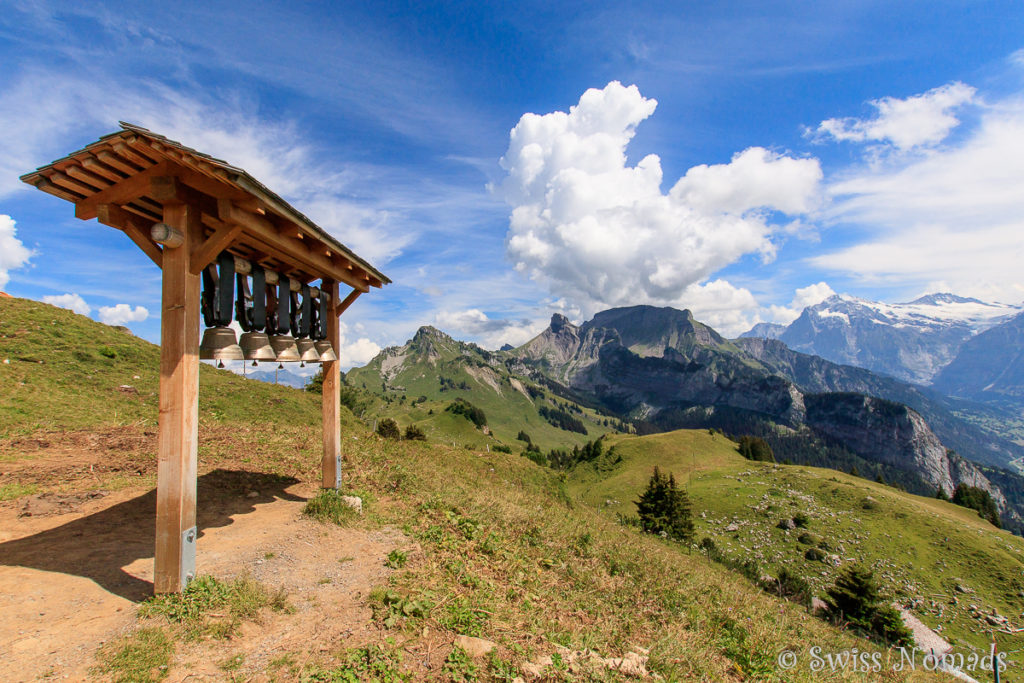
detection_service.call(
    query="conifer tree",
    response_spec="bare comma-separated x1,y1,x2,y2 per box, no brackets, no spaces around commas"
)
635,467,694,543
824,564,912,647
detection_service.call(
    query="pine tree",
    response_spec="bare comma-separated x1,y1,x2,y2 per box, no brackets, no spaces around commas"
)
635,467,694,543
824,564,912,647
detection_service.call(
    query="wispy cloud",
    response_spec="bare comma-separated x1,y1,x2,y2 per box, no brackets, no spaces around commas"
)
813,82,1024,303
811,82,976,151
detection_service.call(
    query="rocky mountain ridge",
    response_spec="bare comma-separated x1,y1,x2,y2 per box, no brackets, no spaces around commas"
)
507,305,1022,526
742,292,1022,385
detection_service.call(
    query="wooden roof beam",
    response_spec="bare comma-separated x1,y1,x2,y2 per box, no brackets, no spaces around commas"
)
216,200,369,292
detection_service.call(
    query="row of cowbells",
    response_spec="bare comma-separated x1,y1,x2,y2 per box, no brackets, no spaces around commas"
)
199,327,338,364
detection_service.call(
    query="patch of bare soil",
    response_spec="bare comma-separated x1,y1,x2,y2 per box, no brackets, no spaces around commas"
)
0,439,410,682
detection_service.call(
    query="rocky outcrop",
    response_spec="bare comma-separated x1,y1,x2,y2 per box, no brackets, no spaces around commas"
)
804,393,1007,510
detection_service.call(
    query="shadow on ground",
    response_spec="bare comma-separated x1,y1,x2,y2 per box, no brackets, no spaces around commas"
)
0,469,304,601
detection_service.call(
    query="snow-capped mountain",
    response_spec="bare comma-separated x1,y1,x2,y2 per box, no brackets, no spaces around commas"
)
746,293,1022,385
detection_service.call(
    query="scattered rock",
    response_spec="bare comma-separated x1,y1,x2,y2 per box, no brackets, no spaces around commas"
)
246,490,260,498
116,385,137,394
455,635,496,658
725,522,739,532
777,518,796,530
341,495,363,514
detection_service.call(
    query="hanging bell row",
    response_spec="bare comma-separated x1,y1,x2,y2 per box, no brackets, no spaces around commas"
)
198,252,338,366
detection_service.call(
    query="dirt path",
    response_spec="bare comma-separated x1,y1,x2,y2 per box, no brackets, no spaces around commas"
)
0,463,409,681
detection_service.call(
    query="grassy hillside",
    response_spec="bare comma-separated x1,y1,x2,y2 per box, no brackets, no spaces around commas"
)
0,296,964,680
0,296,354,436
346,327,617,452
570,429,1024,659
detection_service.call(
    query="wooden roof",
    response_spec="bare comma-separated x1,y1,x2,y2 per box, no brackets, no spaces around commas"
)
20,122,389,292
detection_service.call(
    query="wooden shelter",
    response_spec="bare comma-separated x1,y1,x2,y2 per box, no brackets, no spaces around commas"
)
21,123,390,593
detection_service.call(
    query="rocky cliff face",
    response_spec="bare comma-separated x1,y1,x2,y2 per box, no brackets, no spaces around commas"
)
802,393,1002,500
735,336,1024,469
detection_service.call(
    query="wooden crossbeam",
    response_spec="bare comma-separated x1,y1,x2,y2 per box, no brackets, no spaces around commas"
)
97,204,163,267
335,288,362,316
189,222,243,274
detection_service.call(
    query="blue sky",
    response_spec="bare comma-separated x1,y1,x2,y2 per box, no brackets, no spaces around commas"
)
2,1,1023,366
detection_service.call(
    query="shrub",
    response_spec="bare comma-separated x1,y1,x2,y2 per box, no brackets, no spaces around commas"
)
792,512,809,528
403,424,427,441
823,564,913,647
771,567,812,608
635,467,694,544
804,547,826,562
377,418,401,440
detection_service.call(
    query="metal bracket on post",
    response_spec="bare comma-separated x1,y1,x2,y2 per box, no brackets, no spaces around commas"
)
335,454,342,490
180,526,197,589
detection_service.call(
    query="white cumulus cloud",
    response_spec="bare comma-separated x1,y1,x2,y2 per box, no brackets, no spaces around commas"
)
336,322,381,367
42,293,91,316
498,81,822,320
98,304,149,326
813,82,976,151
0,215,32,290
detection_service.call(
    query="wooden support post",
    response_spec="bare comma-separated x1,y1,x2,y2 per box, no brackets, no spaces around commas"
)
154,200,202,594
322,279,342,490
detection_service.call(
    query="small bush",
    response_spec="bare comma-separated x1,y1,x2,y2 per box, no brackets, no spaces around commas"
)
823,564,913,647
377,418,401,439
792,512,809,528
386,549,408,569
804,547,826,562
492,444,511,454
403,424,426,441
797,532,818,545
774,568,812,608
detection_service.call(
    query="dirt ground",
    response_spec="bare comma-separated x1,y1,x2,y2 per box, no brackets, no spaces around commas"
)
0,432,412,681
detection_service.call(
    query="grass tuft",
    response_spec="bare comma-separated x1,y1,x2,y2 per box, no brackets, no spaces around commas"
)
139,574,289,640
93,627,173,683
303,489,361,526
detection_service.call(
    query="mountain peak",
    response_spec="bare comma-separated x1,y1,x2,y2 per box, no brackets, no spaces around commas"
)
550,313,574,333
906,293,983,306
413,325,450,341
